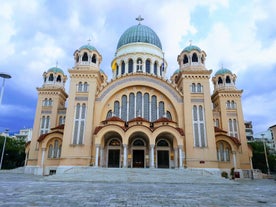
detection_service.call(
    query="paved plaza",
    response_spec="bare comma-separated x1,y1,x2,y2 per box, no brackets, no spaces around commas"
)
0,170,275,207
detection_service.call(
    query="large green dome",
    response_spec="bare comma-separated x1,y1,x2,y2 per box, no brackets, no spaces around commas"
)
117,24,162,49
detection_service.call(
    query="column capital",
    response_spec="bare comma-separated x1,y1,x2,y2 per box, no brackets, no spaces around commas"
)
178,145,183,149
123,144,128,148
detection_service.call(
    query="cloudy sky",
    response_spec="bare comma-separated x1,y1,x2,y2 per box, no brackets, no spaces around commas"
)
0,0,275,135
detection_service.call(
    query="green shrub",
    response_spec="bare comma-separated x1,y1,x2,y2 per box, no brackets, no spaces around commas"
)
221,171,228,178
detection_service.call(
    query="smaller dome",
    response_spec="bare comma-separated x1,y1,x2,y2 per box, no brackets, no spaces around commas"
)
79,44,97,51
182,45,201,53
215,68,232,76
173,69,180,75
47,67,64,75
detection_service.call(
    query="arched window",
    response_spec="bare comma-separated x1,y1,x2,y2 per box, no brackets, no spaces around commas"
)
146,59,150,73
151,95,157,121
136,92,142,117
201,55,204,64
106,110,112,119
83,82,88,92
143,93,149,120
218,77,223,84
191,83,196,92
116,65,119,76
154,62,158,75
114,101,120,117
76,54,79,63
137,58,143,72
226,101,231,109
133,139,144,146
121,61,125,75
82,52,88,61
192,53,198,62
197,83,202,92
128,59,133,73
159,101,165,118
109,139,121,146
48,144,53,158
73,103,86,144
129,93,135,120
231,101,236,109
228,118,238,138
183,55,188,64
57,75,61,82
192,105,206,147
78,82,83,92
226,76,231,84
49,74,54,81
121,95,127,121
54,140,59,158
157,140,169,147
217,142,231,162
92,54,96,63
166,111,172,120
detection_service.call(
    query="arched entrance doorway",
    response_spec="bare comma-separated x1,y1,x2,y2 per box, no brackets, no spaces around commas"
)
107,138,121,168
132,139,146,168
156,139,170,168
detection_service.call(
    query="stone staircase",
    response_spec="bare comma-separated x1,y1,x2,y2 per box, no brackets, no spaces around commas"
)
44,167,234,184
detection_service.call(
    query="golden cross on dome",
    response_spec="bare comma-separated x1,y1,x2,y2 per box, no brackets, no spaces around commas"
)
189,40,192,46
136,15,144,24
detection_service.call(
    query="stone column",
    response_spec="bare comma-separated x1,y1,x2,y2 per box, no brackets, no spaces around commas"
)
123,144,128,168
95,145,100,167
232,151,237,168
150,144,155,168
40,148,46,176
100,147,104,167
178,146,183,169
174,148,178,168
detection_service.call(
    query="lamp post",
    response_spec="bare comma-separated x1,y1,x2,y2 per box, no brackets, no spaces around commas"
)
0,73,12,105
261,133,270,175
0,129,9,170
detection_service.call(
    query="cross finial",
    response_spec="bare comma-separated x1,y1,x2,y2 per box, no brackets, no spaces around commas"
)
87,37,92,45
189,40,192,46
221,63,224,69
56,61,58,67
136,15,144,24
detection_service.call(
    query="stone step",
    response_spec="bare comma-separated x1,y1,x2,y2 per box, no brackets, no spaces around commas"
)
45,168,235,184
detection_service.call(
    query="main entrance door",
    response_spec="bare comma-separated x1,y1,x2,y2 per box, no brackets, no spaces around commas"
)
157,150,169,168
108,149,120,168
133,150,144,168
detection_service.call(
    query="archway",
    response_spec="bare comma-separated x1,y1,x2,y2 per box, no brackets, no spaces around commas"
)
132,139,146,168
156,139,170,168
107,138,122,168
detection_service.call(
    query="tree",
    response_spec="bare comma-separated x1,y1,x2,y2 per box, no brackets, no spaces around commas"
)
0,136,26,169
249,141,276,173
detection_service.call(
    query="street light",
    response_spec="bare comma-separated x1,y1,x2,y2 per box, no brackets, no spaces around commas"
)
0,73,12,105
261,133,270,175
0,129,9,170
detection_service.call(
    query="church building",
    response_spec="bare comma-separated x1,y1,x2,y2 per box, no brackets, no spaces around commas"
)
25,18,253,176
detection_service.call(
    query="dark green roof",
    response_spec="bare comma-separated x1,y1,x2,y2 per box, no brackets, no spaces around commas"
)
117,24,162,49
182,45,201,53
79,44,97,51
215,68,232,76
47,67,64,75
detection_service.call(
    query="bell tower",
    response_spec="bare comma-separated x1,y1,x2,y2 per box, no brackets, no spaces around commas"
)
59,44,106,170
27,67,68,173
211,67,251,169
176,44,218,168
